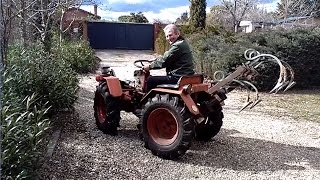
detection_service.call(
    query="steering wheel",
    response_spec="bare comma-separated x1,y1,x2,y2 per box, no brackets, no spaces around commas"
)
133,59,153,68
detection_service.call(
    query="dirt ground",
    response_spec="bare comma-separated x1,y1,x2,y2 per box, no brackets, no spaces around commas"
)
38,50,320,180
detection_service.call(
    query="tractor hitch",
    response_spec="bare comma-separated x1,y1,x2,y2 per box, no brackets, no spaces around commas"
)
200,91,227,114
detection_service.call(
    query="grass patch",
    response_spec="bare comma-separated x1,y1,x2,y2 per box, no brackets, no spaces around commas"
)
260,89,320,123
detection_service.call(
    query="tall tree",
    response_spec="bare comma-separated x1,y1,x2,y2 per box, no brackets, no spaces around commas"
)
207,3,275,32
175,12,189,25
1,0,15,62
1,0,56,53
207,5,233,29
118,12,149,23
277,0,319,19
189,0,206,30
0,0,99,53
221,0,256,32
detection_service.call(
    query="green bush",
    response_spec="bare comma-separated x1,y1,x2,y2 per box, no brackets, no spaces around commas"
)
53,39,98,73
243,28,320,88
154,29,170,55
189,28,320,90
2,41,81,178
1,83,51,179
179,24,194,35
189,32,266,78
6,43,79,111
154,24,217,55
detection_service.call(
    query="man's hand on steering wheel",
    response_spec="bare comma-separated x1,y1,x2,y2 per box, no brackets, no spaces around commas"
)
142,65,150,71
133,60,153,71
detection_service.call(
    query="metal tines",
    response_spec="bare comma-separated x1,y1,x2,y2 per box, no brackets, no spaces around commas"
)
236,49,295,112
244,49,296,94
233,79,262,112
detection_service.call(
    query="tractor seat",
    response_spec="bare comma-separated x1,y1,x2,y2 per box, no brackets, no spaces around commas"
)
156,74,204,90
156,84,179,89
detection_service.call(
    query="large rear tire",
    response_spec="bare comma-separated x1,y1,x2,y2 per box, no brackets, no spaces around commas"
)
140,94,195,160
93,82,121,136
194,107,223,141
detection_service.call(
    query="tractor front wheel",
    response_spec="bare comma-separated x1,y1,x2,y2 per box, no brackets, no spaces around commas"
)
140,94,194,160
93,82,121,136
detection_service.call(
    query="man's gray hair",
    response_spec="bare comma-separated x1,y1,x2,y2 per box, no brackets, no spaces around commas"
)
163,24,180,34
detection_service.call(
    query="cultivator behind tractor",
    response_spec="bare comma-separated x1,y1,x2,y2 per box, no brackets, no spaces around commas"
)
93,49,295,160
207,49,296,111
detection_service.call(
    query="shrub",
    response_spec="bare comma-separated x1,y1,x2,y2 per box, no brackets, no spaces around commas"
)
179,24,194,35
154,29,170,55
243,28,320,89
1,82,51,179
53,39,98,73
2,41,80,178
6,43,79,111
189,32,267,78
189,28,320,90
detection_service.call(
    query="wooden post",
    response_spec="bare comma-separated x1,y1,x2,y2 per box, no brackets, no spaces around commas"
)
82,21,88,41
153,23,160,51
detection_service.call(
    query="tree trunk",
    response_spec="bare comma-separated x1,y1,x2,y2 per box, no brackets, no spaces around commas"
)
59,8,65,44
40,0,52,52
2,0,12,63
20,0,28,47
0,0,4,65
0,0,4,114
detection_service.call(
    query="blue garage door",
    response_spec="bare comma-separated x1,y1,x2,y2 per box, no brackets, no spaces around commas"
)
87,22,154,50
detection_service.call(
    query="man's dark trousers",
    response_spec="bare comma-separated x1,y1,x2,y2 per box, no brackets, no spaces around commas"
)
146,75,180,92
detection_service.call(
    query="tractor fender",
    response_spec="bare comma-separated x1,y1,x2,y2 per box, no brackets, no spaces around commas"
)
141,88,200,116
96,75,122,97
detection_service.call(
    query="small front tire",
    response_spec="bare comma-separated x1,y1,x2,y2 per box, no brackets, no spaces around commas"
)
93,82,121,135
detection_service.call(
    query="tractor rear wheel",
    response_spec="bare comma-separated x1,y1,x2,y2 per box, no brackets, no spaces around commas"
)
93,82,121,136
195,108,223,141
140,94,194,160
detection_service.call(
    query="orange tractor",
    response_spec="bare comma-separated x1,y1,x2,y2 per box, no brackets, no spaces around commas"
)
93,49,295,160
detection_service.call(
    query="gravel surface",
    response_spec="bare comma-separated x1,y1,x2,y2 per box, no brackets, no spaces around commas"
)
38,50,320,179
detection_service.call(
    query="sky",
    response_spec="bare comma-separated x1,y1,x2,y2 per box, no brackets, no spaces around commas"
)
80,0,281,23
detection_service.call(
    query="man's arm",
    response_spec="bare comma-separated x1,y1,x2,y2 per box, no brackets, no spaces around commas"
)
149,44,179,69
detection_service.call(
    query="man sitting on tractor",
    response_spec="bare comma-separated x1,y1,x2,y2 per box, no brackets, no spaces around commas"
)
142,24,195,92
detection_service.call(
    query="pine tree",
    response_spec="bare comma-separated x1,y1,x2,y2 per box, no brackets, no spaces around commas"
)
189,0,206,30
277,0,320,18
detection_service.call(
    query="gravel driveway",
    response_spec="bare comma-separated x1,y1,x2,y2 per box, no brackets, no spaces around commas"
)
38,50,320,179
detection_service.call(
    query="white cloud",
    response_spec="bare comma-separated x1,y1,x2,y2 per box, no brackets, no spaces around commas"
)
102,11,132,21
142,6,212,23
80,5,97,14
81,4,192,22
107,0,150,4
257,0,280,12
144,5,190,23
80,5,118,21
81,2,232,23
